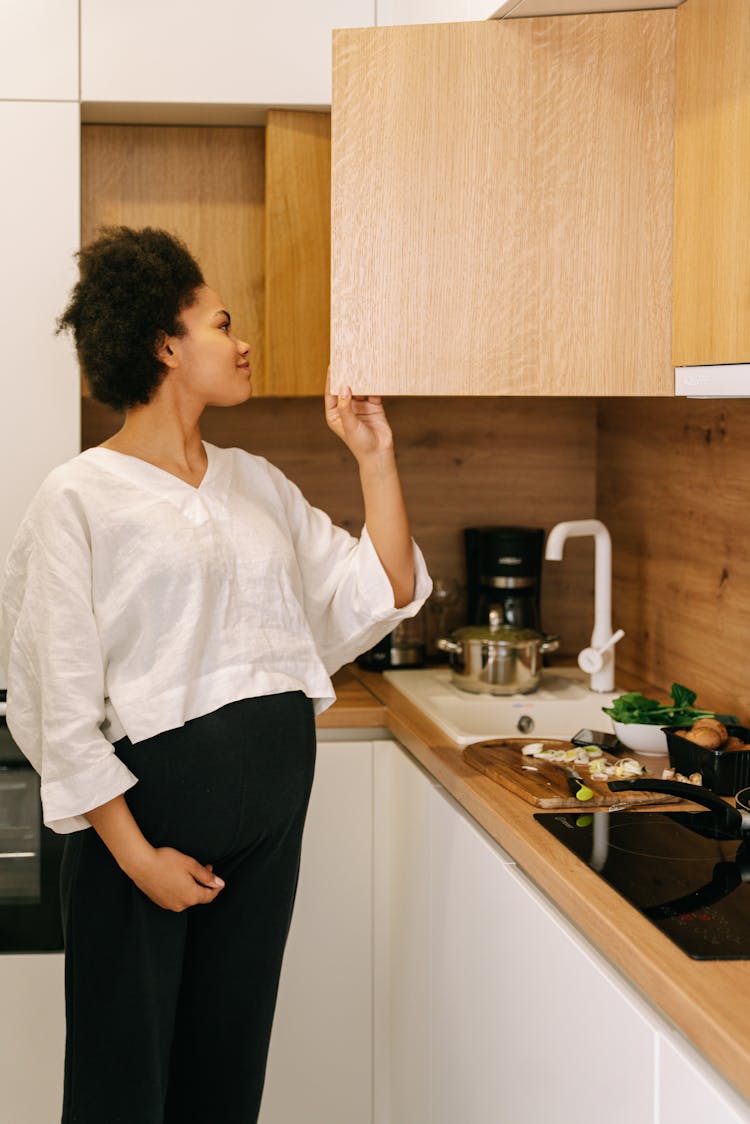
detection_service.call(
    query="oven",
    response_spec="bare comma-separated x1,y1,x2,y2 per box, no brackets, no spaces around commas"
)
0,692,64,952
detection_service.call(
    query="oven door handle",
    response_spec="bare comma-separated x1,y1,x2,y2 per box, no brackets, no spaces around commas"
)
0,851,37,859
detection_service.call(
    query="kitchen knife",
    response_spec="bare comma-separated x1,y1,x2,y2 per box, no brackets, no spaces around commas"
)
550,762,595,802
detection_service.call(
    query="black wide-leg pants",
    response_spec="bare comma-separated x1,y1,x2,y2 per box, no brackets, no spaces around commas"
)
59,691,317,1124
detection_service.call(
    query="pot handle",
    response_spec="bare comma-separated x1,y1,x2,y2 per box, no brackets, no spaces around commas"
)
540,634,560,655
435,637,462,654
608,778,745,835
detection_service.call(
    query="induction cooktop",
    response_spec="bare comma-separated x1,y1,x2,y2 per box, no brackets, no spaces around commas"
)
535,809,750,959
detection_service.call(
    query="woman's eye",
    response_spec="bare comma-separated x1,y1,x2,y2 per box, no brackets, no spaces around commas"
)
220,323,231,333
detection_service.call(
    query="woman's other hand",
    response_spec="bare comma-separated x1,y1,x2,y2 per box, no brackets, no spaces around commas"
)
128,847,225,912
325,375,394,464
86,794,225,912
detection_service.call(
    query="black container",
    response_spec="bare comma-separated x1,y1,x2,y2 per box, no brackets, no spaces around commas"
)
665,724,750,795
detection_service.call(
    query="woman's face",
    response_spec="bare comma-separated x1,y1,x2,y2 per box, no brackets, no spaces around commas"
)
167,285,252,407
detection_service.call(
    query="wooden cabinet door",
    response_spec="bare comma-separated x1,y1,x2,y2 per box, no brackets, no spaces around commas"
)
331,14,675,396
263,111,332,396
673,0,750,366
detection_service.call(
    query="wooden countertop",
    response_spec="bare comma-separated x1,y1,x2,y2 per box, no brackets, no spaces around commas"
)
321,666,750,1107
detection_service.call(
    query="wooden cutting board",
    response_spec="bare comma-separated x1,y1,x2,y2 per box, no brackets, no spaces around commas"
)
463,738,677,808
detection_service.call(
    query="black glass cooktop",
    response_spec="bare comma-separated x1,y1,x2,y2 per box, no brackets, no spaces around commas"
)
535,809,750,959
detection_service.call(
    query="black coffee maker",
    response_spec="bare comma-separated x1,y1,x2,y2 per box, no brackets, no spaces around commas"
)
464,526,545,631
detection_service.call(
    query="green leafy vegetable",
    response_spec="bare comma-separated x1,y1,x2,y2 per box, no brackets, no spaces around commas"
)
602,683,733,727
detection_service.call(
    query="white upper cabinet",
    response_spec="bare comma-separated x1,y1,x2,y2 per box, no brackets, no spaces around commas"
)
377,0,493,22
377,0,685,21
0,0,78,99
81,0,375,108
492,0,686,15
0,102,80,578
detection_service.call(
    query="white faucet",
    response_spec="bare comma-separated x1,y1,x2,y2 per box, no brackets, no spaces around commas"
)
544,519,624,692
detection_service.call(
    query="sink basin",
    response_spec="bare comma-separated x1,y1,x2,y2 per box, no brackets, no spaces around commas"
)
382,667,619,746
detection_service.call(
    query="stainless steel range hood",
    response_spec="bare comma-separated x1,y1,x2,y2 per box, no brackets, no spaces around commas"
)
675,365,750,399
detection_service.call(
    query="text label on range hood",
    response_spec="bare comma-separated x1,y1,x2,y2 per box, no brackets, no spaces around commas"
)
675,365,750,399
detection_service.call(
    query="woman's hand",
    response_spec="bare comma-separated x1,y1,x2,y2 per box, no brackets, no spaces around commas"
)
86,794,225,912
127,847,225,913
325,377,394,464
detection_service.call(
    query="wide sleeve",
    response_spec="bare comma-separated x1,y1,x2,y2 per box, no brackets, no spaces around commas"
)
0,489,137,834
266,462,432,675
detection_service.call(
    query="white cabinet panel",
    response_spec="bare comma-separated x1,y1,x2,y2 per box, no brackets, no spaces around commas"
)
658,1032,750,1124
376,0,474,23
0,102,80,589
0,953,65,1123
373,738,437,1124
429,785,657,1124
0,0,78,100
260,739,373,1124
81,1,374,108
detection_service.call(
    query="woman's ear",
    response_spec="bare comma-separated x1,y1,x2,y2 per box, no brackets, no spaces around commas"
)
155,331,178,368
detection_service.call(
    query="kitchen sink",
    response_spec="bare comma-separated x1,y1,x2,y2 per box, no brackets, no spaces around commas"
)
382,667,619,746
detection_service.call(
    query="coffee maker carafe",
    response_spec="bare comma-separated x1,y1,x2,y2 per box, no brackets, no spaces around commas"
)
464,526,544,631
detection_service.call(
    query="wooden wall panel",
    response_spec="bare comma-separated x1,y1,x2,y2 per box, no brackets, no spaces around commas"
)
598,398,750,720
331,15,674,396
674,0,750,365
82,395,598,656
264,110,331,396
81,124,266,390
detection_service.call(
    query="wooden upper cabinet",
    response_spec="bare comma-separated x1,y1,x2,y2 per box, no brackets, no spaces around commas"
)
263,111,332,397
673,0,750,367
331,14,676,396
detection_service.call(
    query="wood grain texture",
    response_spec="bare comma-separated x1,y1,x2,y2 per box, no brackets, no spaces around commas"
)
331,15,675,396
81,394,598,655
673,0,750,365
597,397,750,722
264,110,331,396
81,124,266,390
462,740,676,807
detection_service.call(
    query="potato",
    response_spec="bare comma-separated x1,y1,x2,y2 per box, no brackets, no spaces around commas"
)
692,716,728,743
683,726,724,749
723,736,748,752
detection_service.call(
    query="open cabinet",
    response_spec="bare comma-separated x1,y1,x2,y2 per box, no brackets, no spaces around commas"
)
330,12,676,396
81,110,331,425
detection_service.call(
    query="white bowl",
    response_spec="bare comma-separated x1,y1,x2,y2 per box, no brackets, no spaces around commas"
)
612,720,668,756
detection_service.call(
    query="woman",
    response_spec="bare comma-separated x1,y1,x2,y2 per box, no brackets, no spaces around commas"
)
0,226,430,1123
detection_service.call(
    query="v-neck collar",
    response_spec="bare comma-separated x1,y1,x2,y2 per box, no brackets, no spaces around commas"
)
83,441,214,493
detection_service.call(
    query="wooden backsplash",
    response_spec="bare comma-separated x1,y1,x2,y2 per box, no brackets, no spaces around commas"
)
82,396,598,655
598,398,750,721
83,394,750,714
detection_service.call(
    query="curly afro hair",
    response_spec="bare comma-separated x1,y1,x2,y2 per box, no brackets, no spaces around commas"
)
57,226,205,411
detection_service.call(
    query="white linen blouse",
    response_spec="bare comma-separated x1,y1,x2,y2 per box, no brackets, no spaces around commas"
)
0,442,431,833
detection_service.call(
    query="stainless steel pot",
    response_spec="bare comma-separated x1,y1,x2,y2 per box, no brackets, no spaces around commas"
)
436,610,560,695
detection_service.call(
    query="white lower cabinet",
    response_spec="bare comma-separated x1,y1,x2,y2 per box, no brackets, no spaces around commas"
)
658,1030,750,1124
260,736,374,1124
0,953,65,1124
429,785,658,1124
374,739,749,1124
